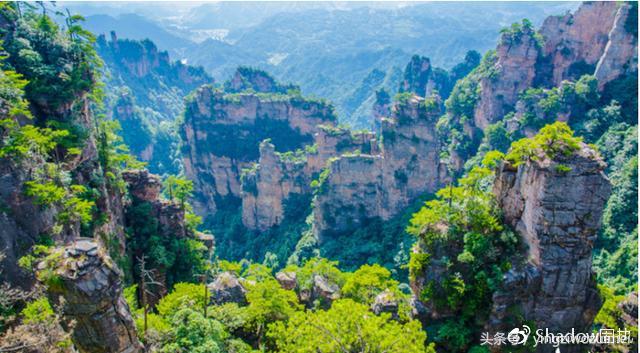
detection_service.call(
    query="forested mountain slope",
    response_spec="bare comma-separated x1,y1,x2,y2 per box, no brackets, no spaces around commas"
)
78,2,578,128
96,32,212,174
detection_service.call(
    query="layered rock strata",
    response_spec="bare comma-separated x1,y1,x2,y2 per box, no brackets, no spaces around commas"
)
489,144,611,353
473,24,540,130
314,94,448,238
181,85,337,215
471,2,637,132
242,126,377,231
45,240,141,353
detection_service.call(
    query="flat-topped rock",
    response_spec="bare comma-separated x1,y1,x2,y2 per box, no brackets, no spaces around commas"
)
44,240,142,353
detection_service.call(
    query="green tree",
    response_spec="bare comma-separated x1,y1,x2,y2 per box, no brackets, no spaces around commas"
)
244,279,301,348
161,307,228,353
157,282,209,318
268,299,434,353
342,264,399,304
163,175,194,209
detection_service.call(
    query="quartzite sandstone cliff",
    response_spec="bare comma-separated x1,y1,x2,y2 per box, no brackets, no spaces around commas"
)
44,240,142,353
314,93,448,238
489,144,611,353
181,82,337,216
468,2,637,137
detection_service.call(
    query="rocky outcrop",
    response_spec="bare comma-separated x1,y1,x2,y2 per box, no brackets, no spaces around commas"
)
371,289,399,319
97,32,211,174
308,125,378,172
275,271,297,290
122,169,162,202
298,275,340,309
489,144,611,353
122,170,191,306
241,124,378,231
399,55,451,99
539,2,619,86
123,170,187,240
474,24,540,130
594,3,639,89
208,272,247,306
372,89,391,134
44,240,141,353
241,141,310,231
0,80,125,291
314,94,448,238
0,160,58,288
399,55,433,98
97,32,207,83
224,67,297,94
314,154,385,237
181,85,337,215
445,2,636,173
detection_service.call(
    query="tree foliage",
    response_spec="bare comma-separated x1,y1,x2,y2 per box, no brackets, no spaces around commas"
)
268,299,434,353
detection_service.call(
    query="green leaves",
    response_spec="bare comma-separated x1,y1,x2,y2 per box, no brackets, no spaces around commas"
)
157,283,209,318
24,181,65,205
268,299,433,353
161,307,228,353
0,123,69,160
342,264,399,304
97,119,146,178
245,279,301,335
21,297,54,325
505,121,583,166
162,175,194,207
284,258,345,292
23,180,95,227
407,162,519,351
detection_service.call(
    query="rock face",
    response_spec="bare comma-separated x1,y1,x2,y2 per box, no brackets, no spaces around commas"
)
97,31,209,85
311,275,340,306
308,125,378,173
474,25,540,130
314,94,448,238
399,55,433,98
45,240,141,353
594,3,639,89
399,55,452,99
122,169,162,202
241,141,310,231
539,2,619,86
208,272,247,306
181,85,337,215
0,161,58,288
0,69,125,290
242,125,378,231
372,89,391,134
314,154,385,236
275,271,297,290
490,144,611,353
122,169,191,306
298,275,340,309
371,289,399,319
97,32,212,174
440,2,637,181
123,170,187,240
